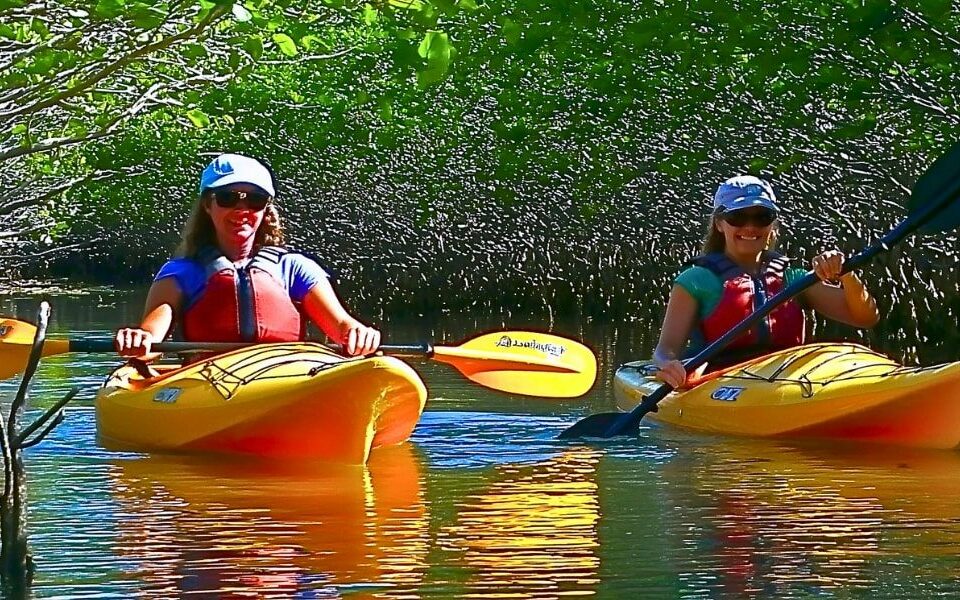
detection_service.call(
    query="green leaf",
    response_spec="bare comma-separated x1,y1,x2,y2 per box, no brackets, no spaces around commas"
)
362,3,378,25
416,31,456,86
272,33,298,56
919,0,952,20
418,30,452,61
243,35,263,60
378,97,393,121
300,34,325,51
388,0,423,10
11,123,27,135
417,65,447,87
25,49,58,74
94,0,126,20
30,18,50,37
197,0,215,21
182,43,208,60
186,109,211,128
232,3,252,22
65,118,88,139
458,0,478,10
130,5,167,29
502,18,522,46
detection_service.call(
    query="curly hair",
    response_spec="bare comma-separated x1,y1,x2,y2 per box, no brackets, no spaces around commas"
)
175,192,285,258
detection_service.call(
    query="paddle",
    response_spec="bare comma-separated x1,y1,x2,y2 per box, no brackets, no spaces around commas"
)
0,321,597,398
559,140,960,439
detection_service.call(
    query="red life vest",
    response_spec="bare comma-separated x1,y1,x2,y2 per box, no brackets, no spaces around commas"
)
182,246,305,343
694,251,806,355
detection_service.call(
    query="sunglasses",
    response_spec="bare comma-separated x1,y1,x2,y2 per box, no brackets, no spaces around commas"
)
719,209,777,227
209,189,271,210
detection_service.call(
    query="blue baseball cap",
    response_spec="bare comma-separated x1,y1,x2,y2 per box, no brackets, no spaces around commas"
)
199,154,275,197
713,175,778,214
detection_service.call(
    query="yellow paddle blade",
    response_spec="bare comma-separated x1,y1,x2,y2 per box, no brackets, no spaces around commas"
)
0,318,71,379
431,331,597,398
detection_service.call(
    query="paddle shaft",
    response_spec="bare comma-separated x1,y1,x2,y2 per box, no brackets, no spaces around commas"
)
68,339,435,355
617,173,960,433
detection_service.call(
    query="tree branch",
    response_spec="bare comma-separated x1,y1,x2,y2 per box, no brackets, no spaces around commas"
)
18,411,65,450
15,388,77,449
0,241,95,264
0,225,48,240
0,5,228,120
259,46,358,64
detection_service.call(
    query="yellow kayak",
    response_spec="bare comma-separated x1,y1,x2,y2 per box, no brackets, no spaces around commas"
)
614,343,960,450
96,342,427,463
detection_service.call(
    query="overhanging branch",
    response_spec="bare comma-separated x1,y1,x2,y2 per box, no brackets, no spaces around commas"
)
1,5,228,121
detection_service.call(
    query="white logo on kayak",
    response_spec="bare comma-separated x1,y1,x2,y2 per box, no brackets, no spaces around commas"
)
711,386,744,402
153,388,182,404
495,335,566,357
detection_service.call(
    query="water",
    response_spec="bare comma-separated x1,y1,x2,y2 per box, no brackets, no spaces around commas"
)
2,290,960,598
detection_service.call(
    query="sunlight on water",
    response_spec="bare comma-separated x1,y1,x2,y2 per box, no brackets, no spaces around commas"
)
2,293,960,598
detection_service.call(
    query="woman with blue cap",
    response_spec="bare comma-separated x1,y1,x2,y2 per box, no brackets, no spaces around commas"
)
114,153,380,358
652,175,880,388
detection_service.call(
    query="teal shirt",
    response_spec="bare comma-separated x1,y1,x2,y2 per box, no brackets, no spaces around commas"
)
674,265,808,320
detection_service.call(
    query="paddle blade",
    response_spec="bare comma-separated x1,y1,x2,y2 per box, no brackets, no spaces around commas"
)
909,141,960,234
0,319,71,379
557,411,630,439
432,331,597,398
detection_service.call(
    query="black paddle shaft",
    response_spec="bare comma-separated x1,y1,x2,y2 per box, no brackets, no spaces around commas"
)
68,338,436,355
69,339,250,353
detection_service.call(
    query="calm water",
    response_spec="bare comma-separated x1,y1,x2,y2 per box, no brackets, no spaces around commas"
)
2,289,960,598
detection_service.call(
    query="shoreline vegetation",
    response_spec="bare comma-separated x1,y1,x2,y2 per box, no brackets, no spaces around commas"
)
3,1,958,358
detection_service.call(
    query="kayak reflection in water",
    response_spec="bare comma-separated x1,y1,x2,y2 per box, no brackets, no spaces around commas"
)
114,153,380,359
652,175,880,387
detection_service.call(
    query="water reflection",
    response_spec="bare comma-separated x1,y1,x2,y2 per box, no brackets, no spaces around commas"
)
653,437,960,597
108,443,429,598
438,449,603,598
7,291,960,598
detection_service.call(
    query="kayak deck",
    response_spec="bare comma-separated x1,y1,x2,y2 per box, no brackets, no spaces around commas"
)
96,343,427,463
614,343,960,450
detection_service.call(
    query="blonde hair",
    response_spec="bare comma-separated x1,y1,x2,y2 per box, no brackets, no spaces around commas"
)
700,212,779,255
176,193,286,258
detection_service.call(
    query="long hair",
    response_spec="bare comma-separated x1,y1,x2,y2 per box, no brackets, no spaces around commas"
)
175,193,285,258
700,212,779,255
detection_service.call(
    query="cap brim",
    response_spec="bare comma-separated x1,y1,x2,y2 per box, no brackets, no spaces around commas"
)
720,196,778,213
203,174,274,197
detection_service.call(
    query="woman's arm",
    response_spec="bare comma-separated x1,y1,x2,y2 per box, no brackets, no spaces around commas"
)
651,284,699,388
301,277,380,356
802,250,880,328
115,277,183,358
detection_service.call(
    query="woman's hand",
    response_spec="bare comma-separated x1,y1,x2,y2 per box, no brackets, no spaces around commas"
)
652,357,687,388
811,250,845,282
342,323,381,356
115,328,155,357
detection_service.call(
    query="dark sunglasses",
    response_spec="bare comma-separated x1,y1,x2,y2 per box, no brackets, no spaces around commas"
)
719,209,777,227
209,189,271,210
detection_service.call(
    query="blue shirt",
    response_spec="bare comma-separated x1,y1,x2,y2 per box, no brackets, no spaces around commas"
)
155,251,329,308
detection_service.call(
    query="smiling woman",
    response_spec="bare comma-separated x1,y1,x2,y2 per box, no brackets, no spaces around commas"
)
113,153,382,359
651,175,880,387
